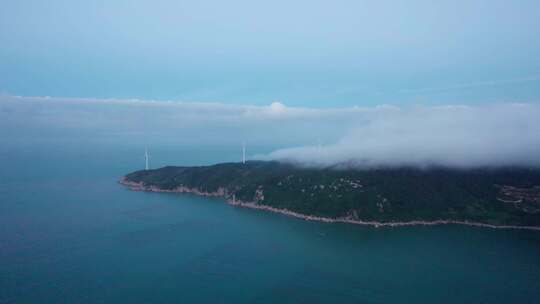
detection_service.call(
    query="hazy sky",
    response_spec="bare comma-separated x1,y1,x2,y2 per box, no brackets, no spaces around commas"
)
2,96,539,168
1,0,540,106
2,1,540,168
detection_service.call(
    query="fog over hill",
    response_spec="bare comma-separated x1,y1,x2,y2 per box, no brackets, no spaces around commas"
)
262,103,540,168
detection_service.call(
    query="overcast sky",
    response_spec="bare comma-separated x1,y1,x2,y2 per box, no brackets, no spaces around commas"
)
1,0,540,106
1,1,539,168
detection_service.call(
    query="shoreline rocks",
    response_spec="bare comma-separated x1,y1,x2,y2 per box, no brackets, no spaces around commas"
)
119,177,540,231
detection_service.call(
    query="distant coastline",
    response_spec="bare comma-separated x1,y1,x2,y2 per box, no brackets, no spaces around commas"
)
120,177,540,231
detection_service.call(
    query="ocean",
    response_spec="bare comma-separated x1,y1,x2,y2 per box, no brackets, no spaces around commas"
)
1,142,540,303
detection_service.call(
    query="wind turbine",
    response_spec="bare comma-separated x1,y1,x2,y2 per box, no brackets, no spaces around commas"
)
144,147,150,170
242,141,246,164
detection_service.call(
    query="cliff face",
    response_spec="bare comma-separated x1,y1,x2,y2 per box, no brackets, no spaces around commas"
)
120,177,229,197
121,161,540,228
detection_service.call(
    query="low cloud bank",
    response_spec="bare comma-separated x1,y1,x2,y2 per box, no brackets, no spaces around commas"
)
262,104,540,168
1,96,539,168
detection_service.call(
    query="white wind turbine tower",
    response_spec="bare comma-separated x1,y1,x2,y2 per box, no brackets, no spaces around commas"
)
242,141,246,164
144,147,150,170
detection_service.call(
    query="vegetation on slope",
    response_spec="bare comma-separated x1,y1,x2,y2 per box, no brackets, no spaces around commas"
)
124,161,540,226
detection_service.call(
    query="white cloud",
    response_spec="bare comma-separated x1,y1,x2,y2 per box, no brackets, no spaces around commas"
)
262,103,540,168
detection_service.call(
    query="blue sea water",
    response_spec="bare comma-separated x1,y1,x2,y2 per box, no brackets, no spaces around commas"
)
1,142,540,303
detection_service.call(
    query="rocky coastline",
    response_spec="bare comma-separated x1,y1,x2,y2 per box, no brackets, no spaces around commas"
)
119,177,540,231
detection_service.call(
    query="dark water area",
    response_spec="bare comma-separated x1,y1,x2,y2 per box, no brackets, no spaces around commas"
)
1,143,540,303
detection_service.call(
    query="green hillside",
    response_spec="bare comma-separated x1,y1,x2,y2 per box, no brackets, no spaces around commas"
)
124,161,540,226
